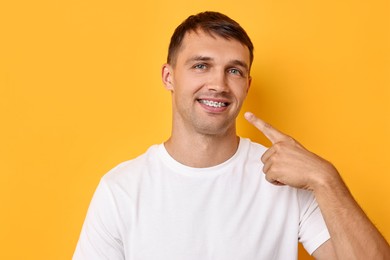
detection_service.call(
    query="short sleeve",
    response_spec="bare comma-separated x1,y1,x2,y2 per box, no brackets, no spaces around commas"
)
73,178,125,260
298,190,330,255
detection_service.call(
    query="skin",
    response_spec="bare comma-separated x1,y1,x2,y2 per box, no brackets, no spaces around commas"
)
162,30,251,167
245,112,390,259
162,29,390,259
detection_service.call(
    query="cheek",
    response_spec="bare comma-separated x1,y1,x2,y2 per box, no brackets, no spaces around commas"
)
230,81,250,99
175,72,205,90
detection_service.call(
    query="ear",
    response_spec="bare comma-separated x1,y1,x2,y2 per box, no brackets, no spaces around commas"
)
162,64,174,91
246,76,252,93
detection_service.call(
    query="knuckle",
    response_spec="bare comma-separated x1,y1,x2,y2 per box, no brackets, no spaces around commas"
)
273,143,282,151
262,162,270,172
265,174,274,183
261,157,266,164
268,155,278,164
285,136,295,143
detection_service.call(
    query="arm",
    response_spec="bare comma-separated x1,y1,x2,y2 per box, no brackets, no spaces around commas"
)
245,112,390,259
312,167,390,259
73,179,125,260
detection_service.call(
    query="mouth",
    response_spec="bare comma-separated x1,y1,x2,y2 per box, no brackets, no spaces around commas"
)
197,99,229,108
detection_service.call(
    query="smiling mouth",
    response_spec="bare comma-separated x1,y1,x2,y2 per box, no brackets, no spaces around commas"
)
197,99,229,108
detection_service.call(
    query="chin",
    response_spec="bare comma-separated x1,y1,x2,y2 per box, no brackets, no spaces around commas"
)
195,123,235,137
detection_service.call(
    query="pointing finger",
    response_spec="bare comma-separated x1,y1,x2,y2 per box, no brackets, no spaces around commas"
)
244,112,288,144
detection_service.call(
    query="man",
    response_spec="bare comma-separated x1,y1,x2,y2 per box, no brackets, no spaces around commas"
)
74,11,390,259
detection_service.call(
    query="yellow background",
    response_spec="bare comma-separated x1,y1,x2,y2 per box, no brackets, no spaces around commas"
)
1,0,389,259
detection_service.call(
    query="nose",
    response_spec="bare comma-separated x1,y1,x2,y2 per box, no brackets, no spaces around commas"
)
207,69,228,92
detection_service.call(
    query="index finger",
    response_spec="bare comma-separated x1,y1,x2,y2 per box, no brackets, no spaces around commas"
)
244,111,288,144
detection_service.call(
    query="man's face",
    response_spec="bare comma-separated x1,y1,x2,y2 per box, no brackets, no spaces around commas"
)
162,30,252,136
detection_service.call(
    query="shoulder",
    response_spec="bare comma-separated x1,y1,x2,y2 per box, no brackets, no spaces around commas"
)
101,144,160,186
239,137,268,160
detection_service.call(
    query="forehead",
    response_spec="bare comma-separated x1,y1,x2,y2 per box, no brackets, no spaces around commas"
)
176,30,250,66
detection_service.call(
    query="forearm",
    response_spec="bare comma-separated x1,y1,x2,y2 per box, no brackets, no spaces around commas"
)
313,171,390,259
243,112,390,258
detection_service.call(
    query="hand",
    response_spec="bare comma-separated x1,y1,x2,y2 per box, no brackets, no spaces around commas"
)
244,112,338,191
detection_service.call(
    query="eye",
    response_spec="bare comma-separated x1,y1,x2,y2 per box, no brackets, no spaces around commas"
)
193,64,207,70
228,68,243,76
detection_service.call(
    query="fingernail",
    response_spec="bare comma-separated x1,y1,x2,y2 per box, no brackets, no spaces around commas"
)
244,112,253,120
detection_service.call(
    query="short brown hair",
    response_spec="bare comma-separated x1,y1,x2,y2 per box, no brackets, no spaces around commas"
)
167,11,254,68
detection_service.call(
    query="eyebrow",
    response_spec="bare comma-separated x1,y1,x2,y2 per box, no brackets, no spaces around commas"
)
185,55,249,71
184,55,213,66
229,59,250,72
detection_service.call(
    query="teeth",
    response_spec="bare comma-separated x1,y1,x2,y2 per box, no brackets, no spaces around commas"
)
199,100,227,108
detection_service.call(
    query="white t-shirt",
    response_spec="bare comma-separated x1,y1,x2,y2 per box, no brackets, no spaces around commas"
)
73,138,330,260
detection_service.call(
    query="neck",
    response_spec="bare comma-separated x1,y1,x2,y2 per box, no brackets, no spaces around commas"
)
164,129,240,168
